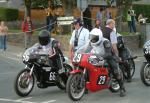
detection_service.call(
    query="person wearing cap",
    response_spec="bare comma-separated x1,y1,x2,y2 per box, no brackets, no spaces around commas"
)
102,19,126,97
69,18,90,58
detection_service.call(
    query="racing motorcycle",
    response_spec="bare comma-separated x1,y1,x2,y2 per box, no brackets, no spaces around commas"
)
14,45,72,97
66,45,122,101
117,33,137,81
141,41,150,86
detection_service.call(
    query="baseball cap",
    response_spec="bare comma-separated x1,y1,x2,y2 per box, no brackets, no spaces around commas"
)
72,18,81,25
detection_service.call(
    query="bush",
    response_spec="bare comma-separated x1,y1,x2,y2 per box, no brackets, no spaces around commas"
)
0,8,19,21
133,4,150,23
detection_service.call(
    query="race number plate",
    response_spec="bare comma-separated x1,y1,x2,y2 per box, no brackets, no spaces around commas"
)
73,53,82,63
97,75,107,85
49,72,56,81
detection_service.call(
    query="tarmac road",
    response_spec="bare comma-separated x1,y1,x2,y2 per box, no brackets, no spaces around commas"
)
0,44,149,103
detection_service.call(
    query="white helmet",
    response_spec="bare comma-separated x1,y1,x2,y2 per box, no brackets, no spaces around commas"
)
90,28,103,46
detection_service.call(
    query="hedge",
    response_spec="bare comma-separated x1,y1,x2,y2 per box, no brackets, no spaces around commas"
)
0,8,19,21
133,4,150,23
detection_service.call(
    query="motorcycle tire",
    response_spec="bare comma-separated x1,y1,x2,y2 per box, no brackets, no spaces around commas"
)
109,69,123,93
56,63,72,90
14,69,35,97
66,73,85,101
120,47,135,80
140,63,150,86
122,59,135,80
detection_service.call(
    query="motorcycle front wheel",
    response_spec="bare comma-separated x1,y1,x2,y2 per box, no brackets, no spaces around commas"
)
14,69,35,97
140,63,150,86
66,73,85,101
56,63,73,90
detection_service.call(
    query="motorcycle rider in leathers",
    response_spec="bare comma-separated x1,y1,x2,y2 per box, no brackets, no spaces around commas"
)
88,28,126,97
27,30,65,74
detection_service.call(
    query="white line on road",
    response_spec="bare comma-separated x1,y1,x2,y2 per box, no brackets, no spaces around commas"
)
0,98,56,103
41,100,56,103
0,72,16,75
15,97,33,101
6,56,20,61
0,98,36,103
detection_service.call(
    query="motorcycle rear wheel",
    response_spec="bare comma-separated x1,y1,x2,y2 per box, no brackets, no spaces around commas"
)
14,69,35,97
66,73,85,101
140,63,150,86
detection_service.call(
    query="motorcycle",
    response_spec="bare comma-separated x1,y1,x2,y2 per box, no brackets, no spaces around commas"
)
140,41,150,86
14,45,72,97
66,45,122,101
117,33,137,81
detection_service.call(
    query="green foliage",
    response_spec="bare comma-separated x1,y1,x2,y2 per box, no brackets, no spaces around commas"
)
0,8,19,21
133,4,150,23
31,0,48,9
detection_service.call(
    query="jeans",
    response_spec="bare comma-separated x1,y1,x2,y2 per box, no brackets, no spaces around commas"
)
0,35,7,51
128,20,136,33
25,33,32,49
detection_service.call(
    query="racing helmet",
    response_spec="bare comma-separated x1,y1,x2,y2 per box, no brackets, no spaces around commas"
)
38,30,51,46
90,28,103,46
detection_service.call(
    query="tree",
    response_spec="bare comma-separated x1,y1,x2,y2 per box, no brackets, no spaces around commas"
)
106,0,140,32
24,0,31,18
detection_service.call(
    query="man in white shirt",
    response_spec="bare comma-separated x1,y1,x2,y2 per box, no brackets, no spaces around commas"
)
69,18,90,58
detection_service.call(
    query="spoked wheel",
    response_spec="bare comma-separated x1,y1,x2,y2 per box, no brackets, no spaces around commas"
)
122,59,135,79
127,59,135,78
14,69,35,97
120,47,135,80
140,63,150,86
66,73,85,101
56,63,73,90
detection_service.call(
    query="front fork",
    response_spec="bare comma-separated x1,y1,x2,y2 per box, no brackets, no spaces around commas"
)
25,65,34,84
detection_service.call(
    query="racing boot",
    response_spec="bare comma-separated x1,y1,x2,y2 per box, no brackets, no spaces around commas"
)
118,79,126,97
115,73,126,97
120,87,126,97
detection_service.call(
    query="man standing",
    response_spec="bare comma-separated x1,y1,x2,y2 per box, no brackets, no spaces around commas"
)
22,16,34,49
128,5,136,33
102,19,126,97
69,18,90,58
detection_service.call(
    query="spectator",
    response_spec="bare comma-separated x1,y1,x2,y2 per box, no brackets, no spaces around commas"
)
128,5,136,33
105,8,112,20
0,21,8,52
95,19,101,29
83,6,92,31
138,13,148,24
22,16,34,49
69,18,90,58
127,10,132,33
96,7,103,23
45,6,54,32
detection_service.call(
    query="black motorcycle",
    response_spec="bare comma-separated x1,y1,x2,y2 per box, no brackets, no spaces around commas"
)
117,33,137,81
14,46,72,97
141,41,150,86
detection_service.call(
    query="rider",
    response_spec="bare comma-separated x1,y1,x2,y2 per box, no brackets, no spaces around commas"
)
31,30,65,73
89,28,126,97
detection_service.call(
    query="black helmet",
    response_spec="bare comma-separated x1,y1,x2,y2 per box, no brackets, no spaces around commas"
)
38,30,51,46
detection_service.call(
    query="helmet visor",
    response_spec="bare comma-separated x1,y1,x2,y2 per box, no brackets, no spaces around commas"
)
90,35,99,43
39,37,50,46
